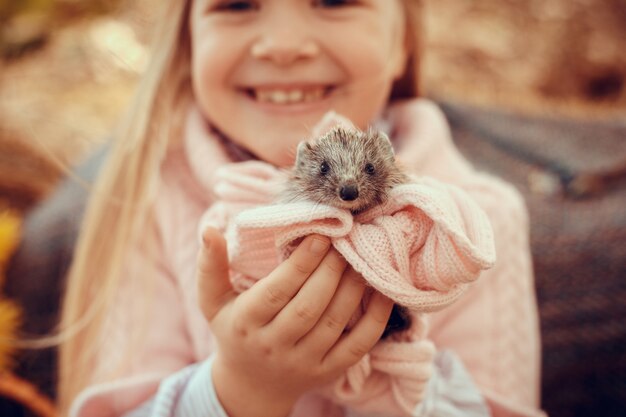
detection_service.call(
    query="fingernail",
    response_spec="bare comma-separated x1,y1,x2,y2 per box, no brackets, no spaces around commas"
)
310,237,329,254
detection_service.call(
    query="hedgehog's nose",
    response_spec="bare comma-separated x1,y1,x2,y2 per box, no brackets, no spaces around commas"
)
340,185,359,201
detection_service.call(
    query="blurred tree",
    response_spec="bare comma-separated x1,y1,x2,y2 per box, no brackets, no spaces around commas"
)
0,0,122,59
0,0,54,22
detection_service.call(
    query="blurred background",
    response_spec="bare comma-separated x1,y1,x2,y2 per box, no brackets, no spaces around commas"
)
0,0,624,211
0,1,625,417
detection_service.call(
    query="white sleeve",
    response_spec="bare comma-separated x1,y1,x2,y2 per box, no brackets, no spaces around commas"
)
122,355,230,417
412,350,490,417
122,351,489,417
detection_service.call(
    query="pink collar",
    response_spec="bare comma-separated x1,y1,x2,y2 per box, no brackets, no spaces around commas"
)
183,105,253,197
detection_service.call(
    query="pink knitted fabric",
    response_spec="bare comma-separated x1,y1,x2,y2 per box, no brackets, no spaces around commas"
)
199,147,496,415
200,161,496,311
70,101,544,417
322,315,437,415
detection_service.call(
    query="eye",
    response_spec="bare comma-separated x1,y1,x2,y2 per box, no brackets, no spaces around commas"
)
320,161,330,175
365,163,375,175
213,0,258,12
314,0,356,8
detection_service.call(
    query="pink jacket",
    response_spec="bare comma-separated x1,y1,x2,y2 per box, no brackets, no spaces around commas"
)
71,99,545,417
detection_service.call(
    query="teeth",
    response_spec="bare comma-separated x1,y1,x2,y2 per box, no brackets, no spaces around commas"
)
305,88,323,102
271,90,288,104
255,87,326,104
288,90,303,102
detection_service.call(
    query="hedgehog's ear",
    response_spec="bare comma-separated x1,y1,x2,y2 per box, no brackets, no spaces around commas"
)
375,131,395,156
295,141,313,166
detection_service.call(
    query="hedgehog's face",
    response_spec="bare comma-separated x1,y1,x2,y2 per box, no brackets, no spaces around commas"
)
294,127,398,213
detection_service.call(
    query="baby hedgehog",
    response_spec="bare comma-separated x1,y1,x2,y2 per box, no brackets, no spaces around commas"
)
282,126,412,338
282,126,409,214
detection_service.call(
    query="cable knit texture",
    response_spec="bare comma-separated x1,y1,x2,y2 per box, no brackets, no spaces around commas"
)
70,99,545,417
197,117,496,415
200,163,496,311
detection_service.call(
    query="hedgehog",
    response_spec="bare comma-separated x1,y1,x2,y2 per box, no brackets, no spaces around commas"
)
281,126,413,338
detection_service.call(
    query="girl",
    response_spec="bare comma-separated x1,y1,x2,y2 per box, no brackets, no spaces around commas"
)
59,1,545,416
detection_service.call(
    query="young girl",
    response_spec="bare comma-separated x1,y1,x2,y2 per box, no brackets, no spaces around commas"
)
59,1,545,416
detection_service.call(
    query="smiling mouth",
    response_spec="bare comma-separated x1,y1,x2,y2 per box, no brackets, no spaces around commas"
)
245,86,334,105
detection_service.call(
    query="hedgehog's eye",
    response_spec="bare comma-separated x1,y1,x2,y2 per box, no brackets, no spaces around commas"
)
365,163,375,175
320,161,330,175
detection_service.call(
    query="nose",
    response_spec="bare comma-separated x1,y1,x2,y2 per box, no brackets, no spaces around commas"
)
251,22,319,65
340,185,359,201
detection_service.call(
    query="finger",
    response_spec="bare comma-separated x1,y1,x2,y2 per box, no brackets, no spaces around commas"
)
267,249,347,345
322,291,394,370
197,227,236,322
241,235,331,326
296,267,366,357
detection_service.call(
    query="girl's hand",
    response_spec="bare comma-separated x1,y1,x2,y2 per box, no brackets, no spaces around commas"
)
197,227,394,417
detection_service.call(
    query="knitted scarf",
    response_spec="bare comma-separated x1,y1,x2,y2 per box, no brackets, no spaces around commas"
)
194,110,496,416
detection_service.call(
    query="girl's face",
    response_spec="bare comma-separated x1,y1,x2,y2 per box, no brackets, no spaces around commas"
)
190,0,408,166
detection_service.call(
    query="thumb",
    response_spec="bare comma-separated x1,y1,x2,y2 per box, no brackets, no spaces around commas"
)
197,226,235,322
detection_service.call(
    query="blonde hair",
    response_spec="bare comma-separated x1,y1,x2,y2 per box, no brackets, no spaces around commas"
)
393,0,424,100
57,0,423,414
